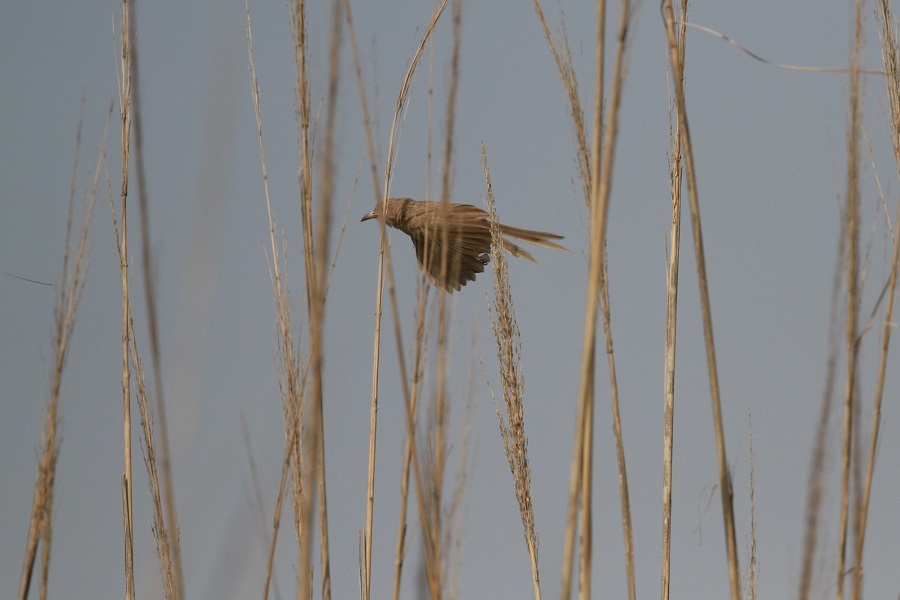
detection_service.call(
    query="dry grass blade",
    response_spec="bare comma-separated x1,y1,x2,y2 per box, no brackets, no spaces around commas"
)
356,1,449,598
531,3,593,597
18,100,101,600
533,0,636,597
288,0,337,594
661,2,687,598
836,3,864,599
129,4,183,595
745,411,757,600
340,4,451,598
681,21,884,75
600,247,635,600
661,2,742,598
115,1,136,596
336,3,383,596
301,1,342,597
532,1,591,201
852,3,900,599
797,228,845,600
106,79,178,600
483,145,541,600
128,309,174,600
422,1,464,596
247,4,304,598
392,285,431,600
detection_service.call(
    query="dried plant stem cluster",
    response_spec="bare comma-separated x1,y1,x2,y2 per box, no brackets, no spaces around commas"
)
112,2,184,599
534,1,636,598
19,0,900,599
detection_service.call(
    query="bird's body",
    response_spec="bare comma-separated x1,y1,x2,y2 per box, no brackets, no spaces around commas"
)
361,197,568,292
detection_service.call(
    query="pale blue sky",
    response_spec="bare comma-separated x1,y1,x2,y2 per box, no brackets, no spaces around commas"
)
2,1,899,598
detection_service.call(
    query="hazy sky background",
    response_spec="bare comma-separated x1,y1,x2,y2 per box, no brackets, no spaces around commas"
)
2,0,899,598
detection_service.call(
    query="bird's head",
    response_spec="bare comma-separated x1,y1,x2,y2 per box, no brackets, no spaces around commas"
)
360,202,383,223
360,198,414,229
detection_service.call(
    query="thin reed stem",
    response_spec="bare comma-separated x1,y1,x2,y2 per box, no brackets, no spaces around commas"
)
338,3,382,592
365,2,448,597
116,2,135,596
853,3,900,598
661,2,687,598
532,1,634,596
836,3,863,599
130,5,182,594
661,1,742,597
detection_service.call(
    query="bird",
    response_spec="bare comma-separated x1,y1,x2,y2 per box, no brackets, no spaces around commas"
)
361,197,569,292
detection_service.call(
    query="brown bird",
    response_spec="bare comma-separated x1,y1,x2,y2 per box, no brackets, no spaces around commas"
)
361,197,568,292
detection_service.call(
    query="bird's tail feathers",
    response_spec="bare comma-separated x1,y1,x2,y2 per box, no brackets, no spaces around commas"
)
498,223,570,253
501,238,538,263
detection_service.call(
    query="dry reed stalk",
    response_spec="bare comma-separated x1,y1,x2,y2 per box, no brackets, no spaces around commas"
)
107,155,177,600
421,2,464,596
395,1,466,594
852,3,900,599
661,2,742,598
533,0,635,596
532,2,591,203
115,1,136,596
288,0,338,594
347,0,452,595
337,4,382,591
289,4,316,589
599,248,635,600
245,6,305,599
660,2,687,598
745,412,757,600
483,146,541,600
359,1,449,597
392,287,431,600
798,237,845,600
128,312,174,599
836,3,864,599
310,3,341,598
240,416,284,600
130,7,184,594
18,101,100,600
532,5,586,594
446,362,474,600
104,98,177,599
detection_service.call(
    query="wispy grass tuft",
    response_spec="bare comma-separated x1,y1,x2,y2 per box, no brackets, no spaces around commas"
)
483,144,541,600
18,98,102,600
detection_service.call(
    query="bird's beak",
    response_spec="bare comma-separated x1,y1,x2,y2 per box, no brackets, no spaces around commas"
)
361,211,377,222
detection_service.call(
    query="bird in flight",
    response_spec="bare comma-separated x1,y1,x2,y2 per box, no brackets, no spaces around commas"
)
362,197,568,292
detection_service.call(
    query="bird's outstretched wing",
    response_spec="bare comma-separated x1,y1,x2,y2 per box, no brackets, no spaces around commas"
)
410,222,492,292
